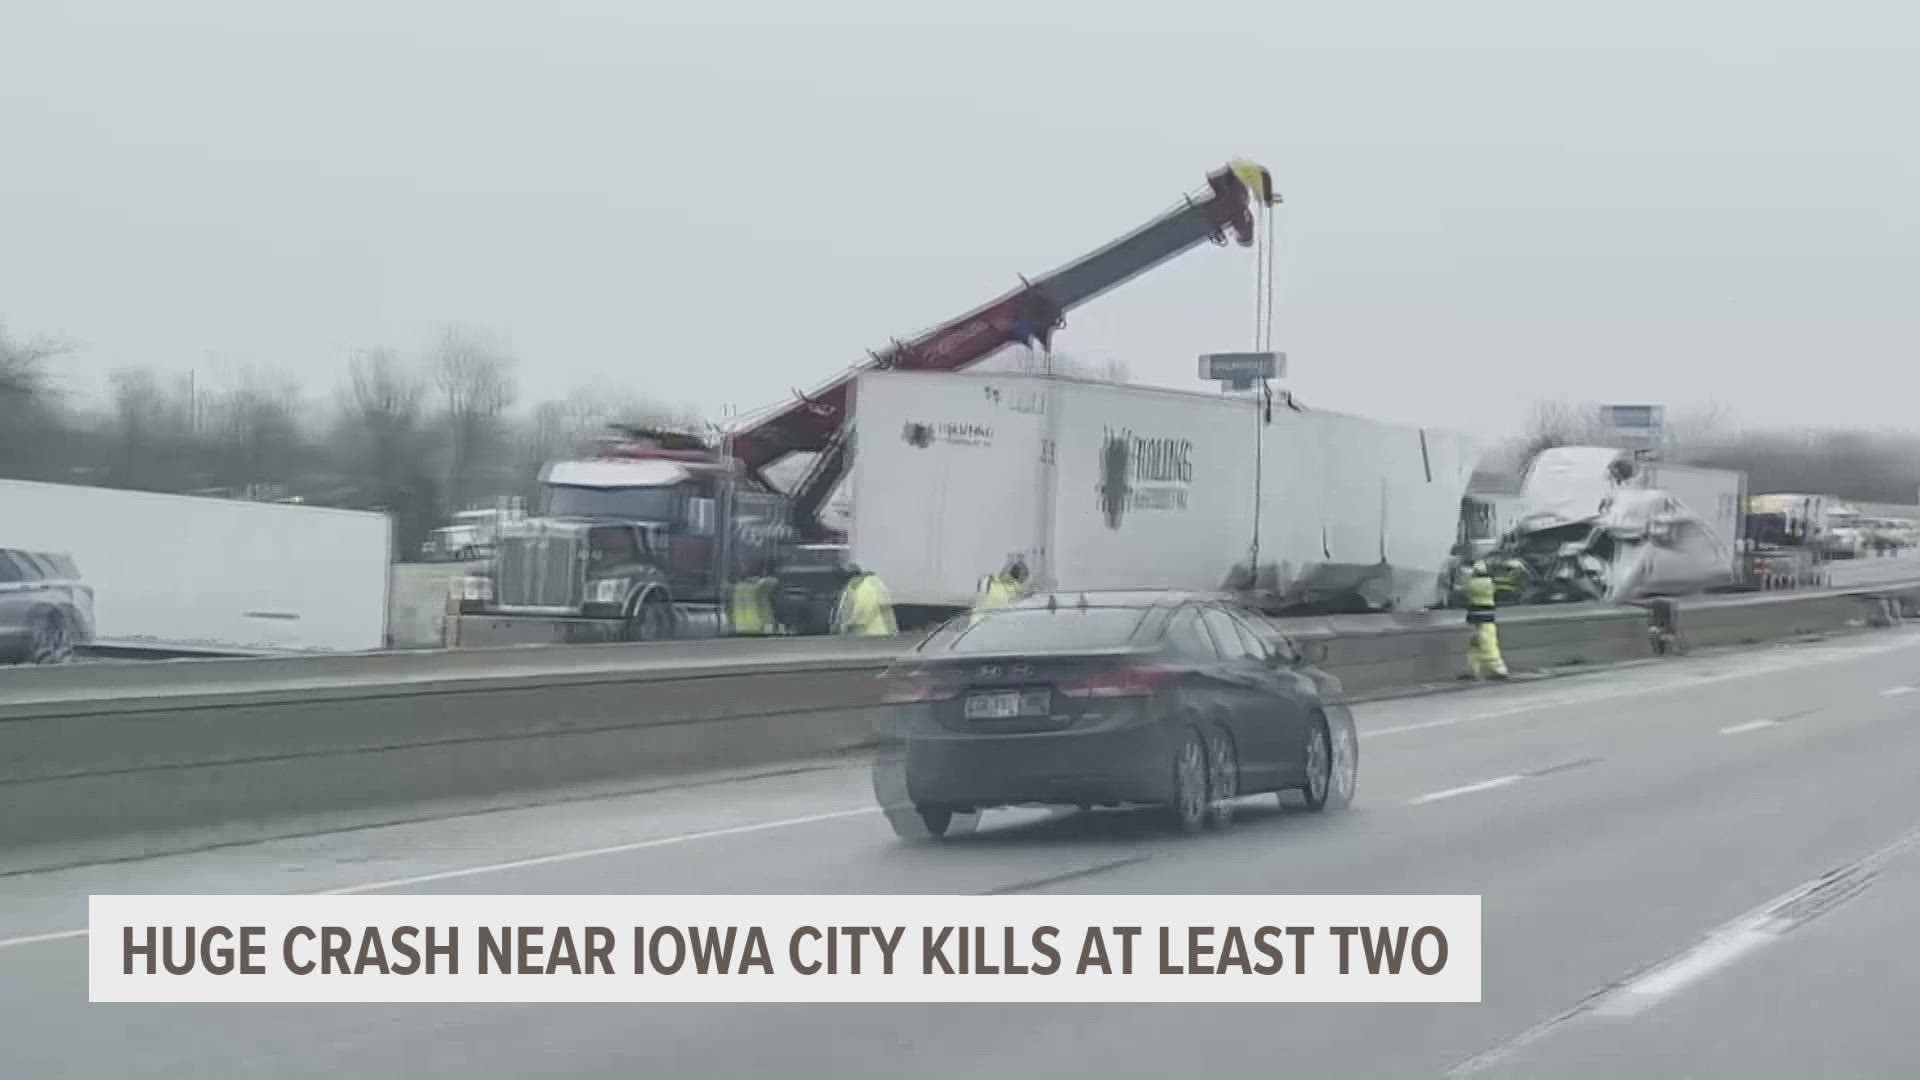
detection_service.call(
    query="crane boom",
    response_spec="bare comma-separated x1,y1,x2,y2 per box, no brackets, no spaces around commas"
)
731,160,1277,537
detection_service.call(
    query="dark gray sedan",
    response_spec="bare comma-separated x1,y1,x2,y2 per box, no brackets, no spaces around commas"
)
872,590,1358,840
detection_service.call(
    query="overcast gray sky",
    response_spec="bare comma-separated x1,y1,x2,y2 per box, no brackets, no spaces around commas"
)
5,0,1916,440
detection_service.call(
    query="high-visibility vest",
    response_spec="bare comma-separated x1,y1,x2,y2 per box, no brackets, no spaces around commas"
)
970,574,1019,626
1465,571,1497,624
836,574,897,637
730,577,775,635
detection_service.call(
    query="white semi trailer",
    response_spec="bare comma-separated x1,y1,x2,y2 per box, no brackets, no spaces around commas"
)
0,479,392,654
848,370,1480,618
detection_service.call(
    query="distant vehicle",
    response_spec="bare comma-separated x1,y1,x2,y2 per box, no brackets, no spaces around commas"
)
420,506,520,562
1815,504,1868,559
871,590,1357,840
1860,518,1912,555
1742,493,1835,588
0,548,95,665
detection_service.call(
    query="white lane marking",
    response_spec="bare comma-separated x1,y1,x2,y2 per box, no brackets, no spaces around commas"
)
1881,685,1916,697
1407,775,1523,805
1450,820,1920,1076
1719,719,1780,735
1368,718,1459,738
0,927,89,952
1595,927,1775,1013
322,806,877,894
0,806,878,952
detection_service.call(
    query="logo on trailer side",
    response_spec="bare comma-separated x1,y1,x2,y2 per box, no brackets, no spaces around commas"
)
1097,427,1193,530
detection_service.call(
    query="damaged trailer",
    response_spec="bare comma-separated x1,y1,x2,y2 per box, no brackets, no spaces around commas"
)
847,370,1480,623
1476,446,1746,606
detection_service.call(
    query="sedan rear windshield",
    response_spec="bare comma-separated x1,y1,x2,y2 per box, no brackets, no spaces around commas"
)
925,607,1151,654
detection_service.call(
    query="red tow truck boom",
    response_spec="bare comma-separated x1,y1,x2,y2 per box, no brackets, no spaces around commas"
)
729,160,1279,538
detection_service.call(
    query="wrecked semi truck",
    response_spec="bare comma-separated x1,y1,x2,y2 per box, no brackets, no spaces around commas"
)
848,369,1480,625
1474,446,1747,605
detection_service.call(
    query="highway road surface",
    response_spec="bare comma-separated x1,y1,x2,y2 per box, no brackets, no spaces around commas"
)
9,627,1920,1077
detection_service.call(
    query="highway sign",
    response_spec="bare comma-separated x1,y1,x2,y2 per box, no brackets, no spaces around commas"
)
1599,404,1664,444
1199,352,1283,382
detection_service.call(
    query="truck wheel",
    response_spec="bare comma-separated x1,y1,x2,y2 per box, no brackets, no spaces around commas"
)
622,597,675,642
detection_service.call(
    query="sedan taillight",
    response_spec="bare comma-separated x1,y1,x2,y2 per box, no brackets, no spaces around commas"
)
1059,665,1176,699
880,672,960,704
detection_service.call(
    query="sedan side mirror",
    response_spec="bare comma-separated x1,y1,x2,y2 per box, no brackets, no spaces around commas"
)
1295,639,1329,666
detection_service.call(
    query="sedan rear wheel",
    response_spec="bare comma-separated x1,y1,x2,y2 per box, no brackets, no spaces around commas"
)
1203,727,1238,830
1166,727,1210,835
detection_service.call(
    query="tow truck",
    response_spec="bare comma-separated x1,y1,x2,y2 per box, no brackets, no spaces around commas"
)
451,160,1277,643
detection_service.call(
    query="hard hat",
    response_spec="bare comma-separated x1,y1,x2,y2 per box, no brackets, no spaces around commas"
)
1471,560,1490,575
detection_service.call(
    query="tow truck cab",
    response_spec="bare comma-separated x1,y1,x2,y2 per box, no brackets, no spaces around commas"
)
455,429,795,642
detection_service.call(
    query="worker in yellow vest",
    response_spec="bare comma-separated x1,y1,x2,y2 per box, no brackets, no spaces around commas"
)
970,558,1030,626
728,564,780,636
835,564,898,637
1464,560,1510,680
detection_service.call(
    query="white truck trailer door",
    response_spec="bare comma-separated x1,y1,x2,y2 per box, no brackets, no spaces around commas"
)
848,371,1046,607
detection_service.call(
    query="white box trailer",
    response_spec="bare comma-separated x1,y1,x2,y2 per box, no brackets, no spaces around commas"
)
0,479,392,654
849,371,1480,612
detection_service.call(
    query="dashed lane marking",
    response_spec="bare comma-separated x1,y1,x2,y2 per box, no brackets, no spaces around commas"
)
1407,775,1524,805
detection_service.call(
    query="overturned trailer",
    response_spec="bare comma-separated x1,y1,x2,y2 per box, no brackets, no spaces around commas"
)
848,370,1479,622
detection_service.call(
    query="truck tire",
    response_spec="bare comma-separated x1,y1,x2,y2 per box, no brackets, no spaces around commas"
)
622,595,676,643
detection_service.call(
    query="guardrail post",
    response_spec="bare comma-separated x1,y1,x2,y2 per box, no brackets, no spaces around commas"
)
444,586,461,648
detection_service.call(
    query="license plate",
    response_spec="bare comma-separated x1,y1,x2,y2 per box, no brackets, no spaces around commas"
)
964,689,1050,719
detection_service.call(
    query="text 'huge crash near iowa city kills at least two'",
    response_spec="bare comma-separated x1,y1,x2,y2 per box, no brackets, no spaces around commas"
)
121,923,1451,979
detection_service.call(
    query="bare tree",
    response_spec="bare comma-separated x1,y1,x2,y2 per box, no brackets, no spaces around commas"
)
1687,427,1920,503
428,324,517,509
104,368,201,491
330,348,438,554
0,322,71,478
203,366,305,497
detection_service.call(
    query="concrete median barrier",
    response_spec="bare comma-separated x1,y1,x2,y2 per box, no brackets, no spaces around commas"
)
3,582,1916,872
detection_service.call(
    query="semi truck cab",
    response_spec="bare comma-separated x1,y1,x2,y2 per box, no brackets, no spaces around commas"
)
453,428,797,645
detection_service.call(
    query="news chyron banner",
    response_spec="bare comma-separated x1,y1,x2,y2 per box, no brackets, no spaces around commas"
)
91,894,1481,1004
